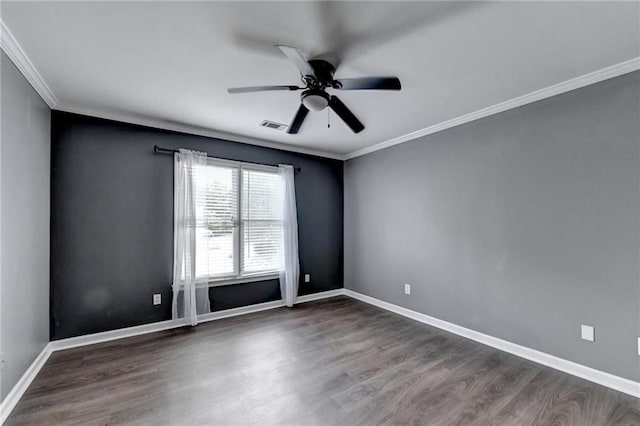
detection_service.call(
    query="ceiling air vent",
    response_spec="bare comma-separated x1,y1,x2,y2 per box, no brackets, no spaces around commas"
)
260,120,287,131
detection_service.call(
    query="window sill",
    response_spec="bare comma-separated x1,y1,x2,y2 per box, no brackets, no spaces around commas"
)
173,273,280,290
204,272,280,287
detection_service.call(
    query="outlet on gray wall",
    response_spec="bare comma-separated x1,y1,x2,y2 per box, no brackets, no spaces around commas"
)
344,71,640,382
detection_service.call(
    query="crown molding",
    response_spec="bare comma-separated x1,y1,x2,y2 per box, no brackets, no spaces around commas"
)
55,102,346,160
0,17,342,160
54,57,640,162
0,19,58,108
344,57,640,160
3,11,637,162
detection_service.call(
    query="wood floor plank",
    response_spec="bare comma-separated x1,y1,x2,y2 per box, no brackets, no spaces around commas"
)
441,358,540,425
6,296,639,425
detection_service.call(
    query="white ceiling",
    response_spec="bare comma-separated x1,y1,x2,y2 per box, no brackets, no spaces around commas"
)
2,1,639,158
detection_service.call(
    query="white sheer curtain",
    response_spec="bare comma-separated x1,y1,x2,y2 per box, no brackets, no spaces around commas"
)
172,149,211,325
278,165,299,307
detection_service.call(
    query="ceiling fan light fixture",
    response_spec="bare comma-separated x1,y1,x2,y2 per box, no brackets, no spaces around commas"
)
301,90,329,111
227,46,402,134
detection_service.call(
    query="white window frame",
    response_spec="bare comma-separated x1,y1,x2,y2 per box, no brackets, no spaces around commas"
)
201,157,281,287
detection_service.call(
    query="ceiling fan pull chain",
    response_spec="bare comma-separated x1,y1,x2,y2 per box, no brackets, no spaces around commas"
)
227,46,398,134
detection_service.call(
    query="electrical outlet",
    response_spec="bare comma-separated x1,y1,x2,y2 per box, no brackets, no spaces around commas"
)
304,274,310,283
153,294,161,306
637,338,640,356
404,283,411,295
581,325,594,342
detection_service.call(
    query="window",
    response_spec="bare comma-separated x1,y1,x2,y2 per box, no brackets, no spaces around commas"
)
193,159,282,283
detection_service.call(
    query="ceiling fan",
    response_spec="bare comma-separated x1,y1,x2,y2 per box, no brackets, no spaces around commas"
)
227,45,401,134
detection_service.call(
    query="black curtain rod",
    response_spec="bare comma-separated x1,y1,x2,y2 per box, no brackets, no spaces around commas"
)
153,145,301,172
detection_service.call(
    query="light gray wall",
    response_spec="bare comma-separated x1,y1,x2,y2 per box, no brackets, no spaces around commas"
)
345,71,640,382
0,52,51,401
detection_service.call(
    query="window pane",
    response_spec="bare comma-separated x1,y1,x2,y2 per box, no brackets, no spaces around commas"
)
196,227,236,278
242,169,282,221
243,221,282,273
196,164,239,279
242,169,282,274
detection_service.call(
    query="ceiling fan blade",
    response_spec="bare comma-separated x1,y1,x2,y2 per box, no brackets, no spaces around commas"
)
277,45,316,77
287,104,309,134
329,96,364,133
228,85,301,94
334,77,401,90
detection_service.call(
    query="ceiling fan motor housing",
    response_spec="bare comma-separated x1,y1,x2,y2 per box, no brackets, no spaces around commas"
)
227,46,400,134
300,60,337,111
307,59,336,86
301,89,330,111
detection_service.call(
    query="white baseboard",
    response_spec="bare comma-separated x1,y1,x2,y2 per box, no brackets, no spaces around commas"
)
296,288,344,303
49,289,344,353
0,344,53,424
0,289,343,423
198,299,285,324
3,287,636,424
343,289,640,399
48,319,182,352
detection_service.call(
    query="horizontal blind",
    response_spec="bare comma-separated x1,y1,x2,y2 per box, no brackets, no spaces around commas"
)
241,168,283,274
190,159,283,282
195,163,239,279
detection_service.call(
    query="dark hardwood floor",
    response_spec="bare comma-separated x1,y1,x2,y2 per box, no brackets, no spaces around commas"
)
7,296,640,425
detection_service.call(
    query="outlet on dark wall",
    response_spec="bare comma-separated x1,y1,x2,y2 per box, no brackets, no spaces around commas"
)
50,111,344,340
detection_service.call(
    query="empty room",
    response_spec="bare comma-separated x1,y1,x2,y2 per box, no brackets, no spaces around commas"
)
1,1,639,424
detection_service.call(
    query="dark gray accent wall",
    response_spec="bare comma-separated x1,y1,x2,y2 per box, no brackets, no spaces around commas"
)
51,111,343,340
344,71,640,382
1,52,51,400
